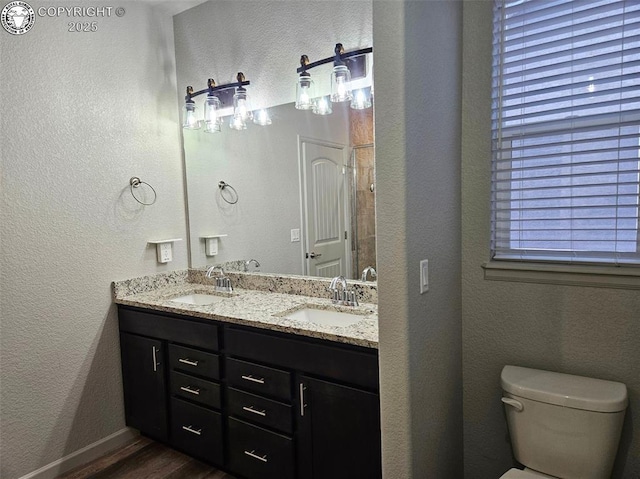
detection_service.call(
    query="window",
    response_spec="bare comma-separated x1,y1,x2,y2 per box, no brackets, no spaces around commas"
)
491,0,640,265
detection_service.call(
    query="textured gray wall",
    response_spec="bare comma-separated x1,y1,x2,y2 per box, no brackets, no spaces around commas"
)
0,3,187,478
461,2,640,478
374,1,463,477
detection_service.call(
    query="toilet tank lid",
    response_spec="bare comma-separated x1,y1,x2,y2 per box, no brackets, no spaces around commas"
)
501,366,628,412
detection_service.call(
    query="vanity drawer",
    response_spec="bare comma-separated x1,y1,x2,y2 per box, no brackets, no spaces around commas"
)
170,398,223,464
227,358,291,402
119,307,219,351
227,387,292,434
227,418,294,479
226,327,379,391
169,344,219,380
170,371,221,410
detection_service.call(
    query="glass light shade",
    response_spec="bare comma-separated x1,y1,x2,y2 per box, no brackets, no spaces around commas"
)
203,95,222,133
312,96,333,116
350,88,372,110
295,76,315,110
182,101,201,129
253,109,272,126
330,65,352,102
229,115,247,130
233,89,253,122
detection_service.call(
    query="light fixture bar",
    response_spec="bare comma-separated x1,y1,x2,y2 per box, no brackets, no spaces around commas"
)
296,46,372,74
186,81,249,99
185,72,251,106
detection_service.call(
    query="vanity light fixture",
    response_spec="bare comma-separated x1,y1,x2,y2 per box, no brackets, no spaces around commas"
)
295,43,373,115
295,55,315,110
182,73,269,132
253,109,272,126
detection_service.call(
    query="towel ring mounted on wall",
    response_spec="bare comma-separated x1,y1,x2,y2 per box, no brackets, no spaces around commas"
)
218,181,239,205
129,177,157,206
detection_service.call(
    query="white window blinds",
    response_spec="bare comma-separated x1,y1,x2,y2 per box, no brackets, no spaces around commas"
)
491,0,640,265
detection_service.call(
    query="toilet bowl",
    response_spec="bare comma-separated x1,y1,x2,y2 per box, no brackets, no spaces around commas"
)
500,467,556,479
499,365,627,479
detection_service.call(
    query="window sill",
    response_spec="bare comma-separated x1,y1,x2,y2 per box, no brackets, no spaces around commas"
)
482,261,640,290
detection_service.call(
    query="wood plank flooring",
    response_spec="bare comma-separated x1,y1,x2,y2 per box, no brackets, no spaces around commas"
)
56,437,236,479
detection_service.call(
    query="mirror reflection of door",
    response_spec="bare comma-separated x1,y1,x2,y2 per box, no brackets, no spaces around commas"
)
300,139,349,278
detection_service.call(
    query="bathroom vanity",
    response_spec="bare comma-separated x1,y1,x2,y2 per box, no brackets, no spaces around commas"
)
114,271,380,479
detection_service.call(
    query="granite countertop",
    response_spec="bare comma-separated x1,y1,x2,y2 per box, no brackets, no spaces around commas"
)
113,275,378,349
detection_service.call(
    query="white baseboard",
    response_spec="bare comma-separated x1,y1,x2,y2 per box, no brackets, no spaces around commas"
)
18,427,139,479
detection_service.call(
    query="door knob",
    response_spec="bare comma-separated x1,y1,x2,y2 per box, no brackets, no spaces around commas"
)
306,252,322,259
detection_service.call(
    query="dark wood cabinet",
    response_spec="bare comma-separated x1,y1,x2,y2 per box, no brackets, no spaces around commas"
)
119,307,223,465
119,332,168,442
298,376,382,479
118,305,381,479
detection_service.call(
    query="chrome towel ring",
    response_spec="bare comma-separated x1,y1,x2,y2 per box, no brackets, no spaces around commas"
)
129,177,157,206
218,180,239,205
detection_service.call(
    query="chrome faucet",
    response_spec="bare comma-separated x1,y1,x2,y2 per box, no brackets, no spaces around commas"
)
328,275,358,306
361,266,377,282
244,259,260,272
205,265,233,293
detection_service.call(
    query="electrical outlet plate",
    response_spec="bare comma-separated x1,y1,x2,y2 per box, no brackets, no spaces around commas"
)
148,239,182,264
158,243,172,263
200,235,227,257
205,238,219,256
420,259,429,294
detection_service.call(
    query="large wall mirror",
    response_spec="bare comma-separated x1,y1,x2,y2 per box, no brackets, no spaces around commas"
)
175,0,375,281
183,100,376,280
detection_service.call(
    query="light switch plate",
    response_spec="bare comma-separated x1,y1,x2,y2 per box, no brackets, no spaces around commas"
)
420,259,429,294
291,228,300,242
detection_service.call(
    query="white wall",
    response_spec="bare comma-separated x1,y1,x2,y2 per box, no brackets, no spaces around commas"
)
373,1,463,477
461,2,640,478
0,3,187,478
183,102,349,273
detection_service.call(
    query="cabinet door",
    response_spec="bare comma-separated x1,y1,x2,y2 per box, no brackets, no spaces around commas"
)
120,333,168,441
298,376,381,479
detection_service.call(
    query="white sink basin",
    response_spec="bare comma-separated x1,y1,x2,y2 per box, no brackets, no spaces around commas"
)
169,293,227,306
284,307,365,327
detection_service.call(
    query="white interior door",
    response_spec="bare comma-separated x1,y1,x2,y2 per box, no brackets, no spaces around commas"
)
300,139,348,278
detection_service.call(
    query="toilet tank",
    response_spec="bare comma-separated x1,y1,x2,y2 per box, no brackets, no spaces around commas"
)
501,366,627,479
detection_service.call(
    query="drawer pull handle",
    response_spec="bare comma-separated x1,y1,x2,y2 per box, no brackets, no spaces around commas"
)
244,449,268,463
180,385,201,396
182,425,202,436
241,374,265,384
299,382,307,417
242,405,267,417
152,347,159,372
178,358,199,367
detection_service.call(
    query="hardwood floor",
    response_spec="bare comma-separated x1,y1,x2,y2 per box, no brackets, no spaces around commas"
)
56,437,235,479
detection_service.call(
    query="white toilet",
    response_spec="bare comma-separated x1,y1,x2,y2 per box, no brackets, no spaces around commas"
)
500,365,628,479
